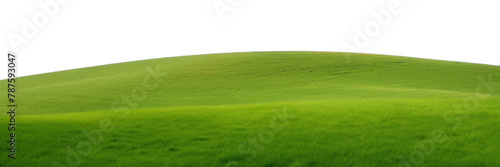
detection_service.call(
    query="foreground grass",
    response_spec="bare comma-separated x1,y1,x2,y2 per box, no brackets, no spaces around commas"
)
1,52,499,166
4,99,500,166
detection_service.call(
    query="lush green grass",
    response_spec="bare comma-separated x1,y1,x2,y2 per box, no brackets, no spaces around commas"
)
1,52,499,166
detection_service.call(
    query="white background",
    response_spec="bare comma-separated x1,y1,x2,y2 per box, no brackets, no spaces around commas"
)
1,0,499,78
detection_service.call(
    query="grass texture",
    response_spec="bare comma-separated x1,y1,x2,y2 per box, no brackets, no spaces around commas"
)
1,52,499,166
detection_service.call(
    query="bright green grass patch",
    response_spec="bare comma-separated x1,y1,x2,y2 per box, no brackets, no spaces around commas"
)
2,99,500,166
0,52,499,166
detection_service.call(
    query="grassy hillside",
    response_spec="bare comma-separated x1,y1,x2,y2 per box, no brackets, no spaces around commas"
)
1,52,499,166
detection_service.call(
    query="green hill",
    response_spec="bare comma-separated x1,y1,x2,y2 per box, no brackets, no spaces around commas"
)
1,52,499,166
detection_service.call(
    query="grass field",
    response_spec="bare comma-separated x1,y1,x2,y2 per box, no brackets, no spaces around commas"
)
1,51,499,166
